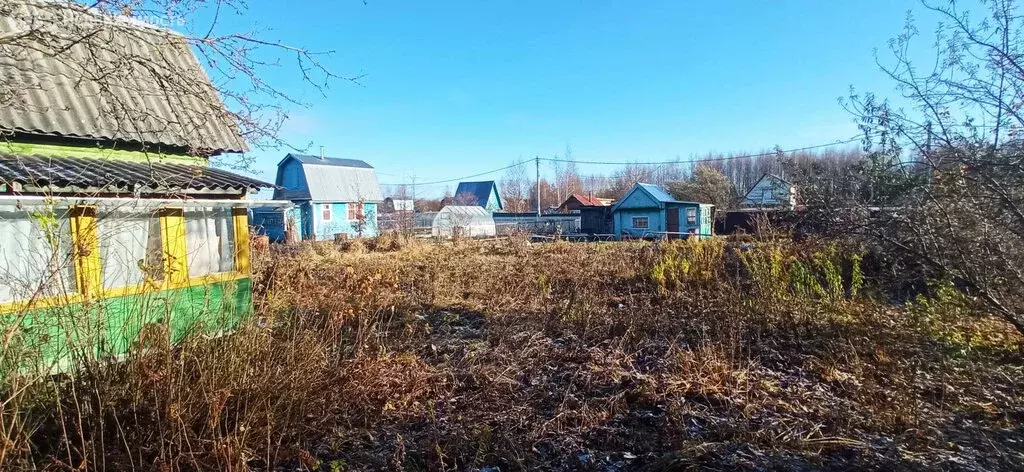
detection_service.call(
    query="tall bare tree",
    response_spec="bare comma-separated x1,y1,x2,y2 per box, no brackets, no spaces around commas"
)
815,0,1024,333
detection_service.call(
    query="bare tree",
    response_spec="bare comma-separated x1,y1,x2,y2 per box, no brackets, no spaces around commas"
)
667,165,737,209
819,0,1024,333
0,0,354,169
499,159,530,212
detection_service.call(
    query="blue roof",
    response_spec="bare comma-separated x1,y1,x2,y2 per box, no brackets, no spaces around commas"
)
278,153,374,169
612,182,706,212
637,183,682,204
454,181,500,208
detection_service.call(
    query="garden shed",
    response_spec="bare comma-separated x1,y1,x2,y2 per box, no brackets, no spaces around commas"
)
432,206,496,239
611,183,714,239
0,1,278,370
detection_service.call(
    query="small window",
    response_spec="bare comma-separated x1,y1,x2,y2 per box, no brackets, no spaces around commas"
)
632,216,649,229
98,208,164,289
185,207,236,278
321,204,332,222
686,208,697,225
348,202,363,221
0,205,77,303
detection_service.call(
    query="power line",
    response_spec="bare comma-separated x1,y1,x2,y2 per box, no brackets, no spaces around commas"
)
539,135,865,166
379,161,526,187
380,133,869,188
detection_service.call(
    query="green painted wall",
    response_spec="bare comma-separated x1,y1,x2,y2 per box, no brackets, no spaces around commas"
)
2,141,207,166
1,278,252,375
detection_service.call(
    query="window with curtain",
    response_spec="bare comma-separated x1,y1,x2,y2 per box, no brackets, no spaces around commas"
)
184,207,236,278
97,208,164,289
0,205,77,303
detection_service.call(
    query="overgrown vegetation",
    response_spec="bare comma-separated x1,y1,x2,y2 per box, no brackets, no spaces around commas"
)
2,237,1022,471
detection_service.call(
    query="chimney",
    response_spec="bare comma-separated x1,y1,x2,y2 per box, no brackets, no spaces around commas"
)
319,146,325,160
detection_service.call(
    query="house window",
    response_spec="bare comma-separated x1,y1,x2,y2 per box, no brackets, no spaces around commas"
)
631,216,649,229
686,208,697,225
98,208,164,289
0,205,77,303
348,202,363,221
184,207,236,277
321,204,332,222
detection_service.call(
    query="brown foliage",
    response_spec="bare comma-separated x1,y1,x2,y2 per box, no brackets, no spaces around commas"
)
2,239,1022,470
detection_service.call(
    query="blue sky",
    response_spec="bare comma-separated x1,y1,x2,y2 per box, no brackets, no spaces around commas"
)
201,1,932,196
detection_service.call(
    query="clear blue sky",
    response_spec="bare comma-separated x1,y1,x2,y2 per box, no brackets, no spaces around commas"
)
203,1,932,196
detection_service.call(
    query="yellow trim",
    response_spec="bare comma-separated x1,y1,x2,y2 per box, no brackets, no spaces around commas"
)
232,207,251,274
161,208,189,287
70,206,101,299
0,294,85,315
0,204,252,315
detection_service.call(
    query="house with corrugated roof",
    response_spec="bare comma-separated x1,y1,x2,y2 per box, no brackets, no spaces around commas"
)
454,181,503,212
0,1,277,368
266,153,383,240
557,194,614,213
611,183,714,239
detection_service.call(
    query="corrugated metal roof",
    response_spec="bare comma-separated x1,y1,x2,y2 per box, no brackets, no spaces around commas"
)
0,153,271,193
0,1,248,154
567,194,612,207
274,154,382,202
637,183,683,204
454,181,499,207
280,153,374,168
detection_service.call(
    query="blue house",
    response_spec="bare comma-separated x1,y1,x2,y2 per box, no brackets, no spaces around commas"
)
256,153,382,240
454,181,503,211
611,183,714,239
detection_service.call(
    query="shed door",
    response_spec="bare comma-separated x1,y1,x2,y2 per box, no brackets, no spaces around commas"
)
666,207,680,235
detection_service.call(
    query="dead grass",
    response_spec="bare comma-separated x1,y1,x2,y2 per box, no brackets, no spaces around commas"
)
2,237,1023,471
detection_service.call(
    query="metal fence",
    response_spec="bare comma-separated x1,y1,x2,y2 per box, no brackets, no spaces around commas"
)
492,215,580,235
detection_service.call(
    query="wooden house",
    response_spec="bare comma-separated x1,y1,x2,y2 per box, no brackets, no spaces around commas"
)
0,1,276,369
740,173,797,209
611,183,714,239
454,181,503,212
269,153,383,240
557,194,614,213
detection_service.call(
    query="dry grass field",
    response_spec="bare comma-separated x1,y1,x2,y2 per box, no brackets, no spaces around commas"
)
2,236,1023,471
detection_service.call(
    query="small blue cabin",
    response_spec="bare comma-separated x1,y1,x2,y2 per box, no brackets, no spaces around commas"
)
454,181,503,211
253,153,383,241
612,183,714,239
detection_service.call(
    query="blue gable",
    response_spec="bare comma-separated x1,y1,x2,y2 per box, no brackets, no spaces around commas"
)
454,181,503,211
612,183,714,238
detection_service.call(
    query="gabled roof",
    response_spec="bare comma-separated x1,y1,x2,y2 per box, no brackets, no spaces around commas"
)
0,152,271,194
612,183,705,212
564,194,612,207
741,173,794,199
274,153,382,202
276,153,374,168
0,0,247,154
454,181,502,208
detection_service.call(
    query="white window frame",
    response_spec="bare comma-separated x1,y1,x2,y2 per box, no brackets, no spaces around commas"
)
686,208,697,225
632,216,649,229
321,203,332,222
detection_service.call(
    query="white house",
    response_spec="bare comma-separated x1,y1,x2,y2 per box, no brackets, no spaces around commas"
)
740,174,798,209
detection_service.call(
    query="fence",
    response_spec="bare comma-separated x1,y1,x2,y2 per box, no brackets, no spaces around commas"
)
492,214,580,235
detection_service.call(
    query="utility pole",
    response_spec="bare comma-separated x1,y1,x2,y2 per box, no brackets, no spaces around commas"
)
536,156,544,219
411,175,417,211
